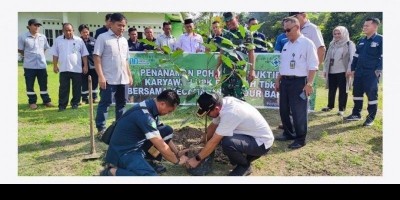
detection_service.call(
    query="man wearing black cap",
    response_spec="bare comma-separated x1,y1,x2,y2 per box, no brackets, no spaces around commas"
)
175,18,204,53
18,19,54,110
215,12,255,101
185,92,274,176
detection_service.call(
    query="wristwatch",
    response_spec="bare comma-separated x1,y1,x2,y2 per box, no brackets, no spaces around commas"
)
195,154,202,161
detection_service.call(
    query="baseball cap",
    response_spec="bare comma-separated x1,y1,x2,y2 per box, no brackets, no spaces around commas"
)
289,12,304,17
184,18,193,25
223,12,235,22
196,92,221,117
28,19,42,26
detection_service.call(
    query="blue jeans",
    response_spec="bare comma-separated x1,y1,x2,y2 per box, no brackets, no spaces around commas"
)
24,68,51,104
95,83,127,131
221,134,269,166
115,151,157,176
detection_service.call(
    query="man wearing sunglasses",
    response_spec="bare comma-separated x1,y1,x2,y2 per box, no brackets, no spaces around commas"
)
185,92,274,176
274,17,319,149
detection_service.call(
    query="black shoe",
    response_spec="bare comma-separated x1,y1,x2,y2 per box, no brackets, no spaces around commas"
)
363,117,374,127
288,141,305,149
228,165,252,176
275,133,295,141
71,105,79,109
58,107,66,112
345,114,362,121
278,124,284,129
148,160,167,174
99,167,111,176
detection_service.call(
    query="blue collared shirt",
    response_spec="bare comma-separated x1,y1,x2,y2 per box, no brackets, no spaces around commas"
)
351,33,383,75
105,99,161,165
18,32,50,69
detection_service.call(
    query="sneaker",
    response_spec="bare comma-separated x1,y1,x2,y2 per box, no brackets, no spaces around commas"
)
322,107,332,112
44,102,55,107
345,114,362,121
228,165,252,176
337,111,344,116
363,117,374,127
29,104,38,110
99,167,112,176
71,105,79,109
148,160,167,174
58,107,66,112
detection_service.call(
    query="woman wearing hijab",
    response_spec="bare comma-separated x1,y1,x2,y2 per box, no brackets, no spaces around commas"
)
322,26,356,116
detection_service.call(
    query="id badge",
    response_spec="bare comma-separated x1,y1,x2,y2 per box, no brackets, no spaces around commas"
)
329,59,334,67
290,60,296,69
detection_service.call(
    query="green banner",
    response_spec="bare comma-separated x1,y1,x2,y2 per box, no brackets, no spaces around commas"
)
128,52,316,110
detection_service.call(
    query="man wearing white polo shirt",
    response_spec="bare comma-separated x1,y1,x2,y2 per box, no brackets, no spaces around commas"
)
186,92,274,176
274,17,319,149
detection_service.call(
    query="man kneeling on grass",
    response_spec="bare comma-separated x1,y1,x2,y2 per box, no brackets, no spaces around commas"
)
101,89,189,176
185,92,274,176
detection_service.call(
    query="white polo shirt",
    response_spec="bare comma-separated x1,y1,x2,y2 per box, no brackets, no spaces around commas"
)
176,33,204,53
51,35,89,73
212,97,274,149
156,33,176,51
301,21,325,48
279,35,319,76
93,29,130,85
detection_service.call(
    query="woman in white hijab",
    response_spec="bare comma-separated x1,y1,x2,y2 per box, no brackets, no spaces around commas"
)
322,26,356,116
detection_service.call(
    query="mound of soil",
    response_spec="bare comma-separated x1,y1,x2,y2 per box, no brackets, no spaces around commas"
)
173,126,229,164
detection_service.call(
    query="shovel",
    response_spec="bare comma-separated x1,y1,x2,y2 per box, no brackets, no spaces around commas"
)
83,75,101,161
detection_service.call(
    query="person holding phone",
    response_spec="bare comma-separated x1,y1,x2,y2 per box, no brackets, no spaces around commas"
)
274,17,318,149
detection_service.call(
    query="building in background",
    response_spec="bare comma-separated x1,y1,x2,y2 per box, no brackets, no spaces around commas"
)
18,12,183,61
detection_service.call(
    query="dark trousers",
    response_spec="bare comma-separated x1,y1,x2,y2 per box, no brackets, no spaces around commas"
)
279,77,308,144
81,68,99,101
142,125,174,161
58,72,82,108
221,134,269,167
327,72,348,111
113,125,173,176
116,151,158,176
96,83,127,131
352,72,379,121
24,68,51,104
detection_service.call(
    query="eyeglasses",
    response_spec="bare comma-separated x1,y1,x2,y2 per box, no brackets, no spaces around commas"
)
285,26,297,33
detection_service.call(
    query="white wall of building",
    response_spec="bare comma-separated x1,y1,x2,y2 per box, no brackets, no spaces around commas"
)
18,12,178,62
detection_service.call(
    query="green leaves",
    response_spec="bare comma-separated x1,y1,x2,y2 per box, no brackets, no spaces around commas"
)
172,49,184,59
221,55,233,69
249,22,264,32
161,45,171,54
139,39,156,47
203,42,217,52
238,24,246,39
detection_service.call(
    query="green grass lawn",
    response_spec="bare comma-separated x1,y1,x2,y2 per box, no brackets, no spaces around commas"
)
18,63,382,176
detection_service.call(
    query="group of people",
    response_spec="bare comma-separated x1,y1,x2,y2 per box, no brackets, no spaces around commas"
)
18,12,382,176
